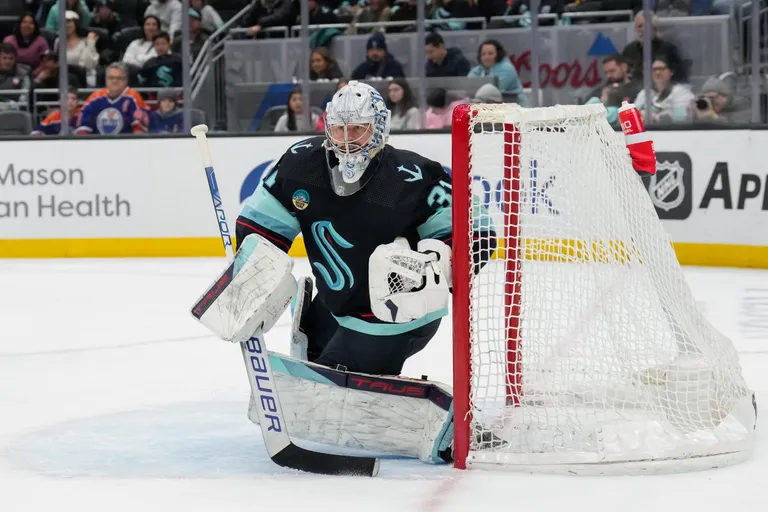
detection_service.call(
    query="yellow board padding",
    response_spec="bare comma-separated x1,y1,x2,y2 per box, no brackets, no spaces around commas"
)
672,243,768,269
0,237,767,269
0,237,308,259
491,238,642,265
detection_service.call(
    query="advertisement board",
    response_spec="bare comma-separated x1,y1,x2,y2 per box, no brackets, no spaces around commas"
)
1,131,767,267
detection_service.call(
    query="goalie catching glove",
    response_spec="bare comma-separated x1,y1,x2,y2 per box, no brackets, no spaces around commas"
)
369,238,452,323
191,234,297,342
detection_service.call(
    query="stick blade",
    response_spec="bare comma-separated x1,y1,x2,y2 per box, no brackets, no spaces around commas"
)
272,443,380,477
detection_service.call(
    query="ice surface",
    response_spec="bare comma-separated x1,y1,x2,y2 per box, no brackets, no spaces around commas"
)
0,258,766,512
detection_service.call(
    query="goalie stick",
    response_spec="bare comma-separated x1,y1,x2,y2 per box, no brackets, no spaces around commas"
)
190,124,380,477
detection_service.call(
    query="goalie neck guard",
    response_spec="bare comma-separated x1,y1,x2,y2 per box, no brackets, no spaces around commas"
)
324,80,391,196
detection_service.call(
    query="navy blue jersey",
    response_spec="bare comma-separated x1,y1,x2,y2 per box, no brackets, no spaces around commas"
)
236,136,494,336
149,110,183,133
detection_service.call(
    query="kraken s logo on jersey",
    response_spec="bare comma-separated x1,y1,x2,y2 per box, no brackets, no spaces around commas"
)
311,221,354,291
157,65,174,87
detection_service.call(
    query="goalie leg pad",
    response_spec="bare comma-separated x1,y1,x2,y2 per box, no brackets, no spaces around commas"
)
191,234,297,342
248,354,454,463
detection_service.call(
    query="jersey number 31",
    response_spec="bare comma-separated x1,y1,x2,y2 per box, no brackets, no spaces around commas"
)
427,181,452,209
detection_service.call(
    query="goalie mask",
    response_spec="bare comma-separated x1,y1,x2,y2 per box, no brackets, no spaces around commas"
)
324,80,391,196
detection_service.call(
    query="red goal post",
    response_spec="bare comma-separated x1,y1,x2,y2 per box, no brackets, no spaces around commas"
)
452,104,523,470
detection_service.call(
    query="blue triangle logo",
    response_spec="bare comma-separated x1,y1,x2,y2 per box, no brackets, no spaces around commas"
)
588,33,618,57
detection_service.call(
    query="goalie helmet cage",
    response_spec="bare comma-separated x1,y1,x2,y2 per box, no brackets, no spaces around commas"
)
450,103,756,475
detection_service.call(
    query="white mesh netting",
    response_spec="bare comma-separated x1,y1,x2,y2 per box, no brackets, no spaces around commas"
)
462,104,755,473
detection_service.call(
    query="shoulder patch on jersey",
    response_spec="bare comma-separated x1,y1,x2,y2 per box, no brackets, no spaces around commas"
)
397,164,423,182
292,189,310,210
290,140,314,154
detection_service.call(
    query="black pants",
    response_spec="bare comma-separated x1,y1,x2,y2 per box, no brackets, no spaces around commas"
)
304,298,441,376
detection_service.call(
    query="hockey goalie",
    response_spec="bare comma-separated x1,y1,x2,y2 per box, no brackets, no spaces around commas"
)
191,84,658,467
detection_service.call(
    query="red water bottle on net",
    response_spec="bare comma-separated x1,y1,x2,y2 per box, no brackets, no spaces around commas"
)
618,101,656,176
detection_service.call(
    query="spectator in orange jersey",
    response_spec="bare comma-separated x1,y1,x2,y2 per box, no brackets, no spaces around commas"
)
75,62,148,135
31,87,81,135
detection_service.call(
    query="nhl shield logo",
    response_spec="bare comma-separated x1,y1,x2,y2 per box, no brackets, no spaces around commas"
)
649,160,685,211
643,152,693,220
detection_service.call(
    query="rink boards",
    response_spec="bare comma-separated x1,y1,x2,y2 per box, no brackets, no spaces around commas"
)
1,130,767,268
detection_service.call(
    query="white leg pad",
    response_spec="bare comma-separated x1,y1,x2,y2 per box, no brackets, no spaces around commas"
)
248,356,453,463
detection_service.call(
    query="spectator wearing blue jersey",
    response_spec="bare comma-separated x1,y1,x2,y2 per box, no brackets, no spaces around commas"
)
467,39,524,103
75,62,149,135
149,89,183,133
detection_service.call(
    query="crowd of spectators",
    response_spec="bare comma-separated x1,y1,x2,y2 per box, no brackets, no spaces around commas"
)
233,0,747,132
263,14,733,134
240,0,730,36
0,0,231,135
581,10,751,126
0,0,755,135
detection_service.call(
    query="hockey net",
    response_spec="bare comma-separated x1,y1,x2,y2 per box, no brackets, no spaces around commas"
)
451,103,755,474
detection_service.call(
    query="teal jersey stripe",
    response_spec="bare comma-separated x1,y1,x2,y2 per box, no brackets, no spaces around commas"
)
334,308,447,336
269,353,336,386
417,207,452,240
418,196,495,240
241,184,301,241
